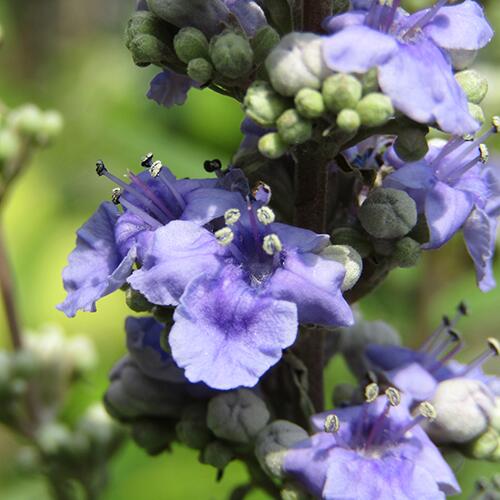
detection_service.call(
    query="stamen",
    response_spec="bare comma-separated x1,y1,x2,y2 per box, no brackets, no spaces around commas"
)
427,329,462,371
402,0,448,39
324,414,340,434
385,387,401,407
148,160,186,211
204,159,222,173
451,118,500,161
262,234,282,256
224,208,241,226
111,187,121,205
427,328,461,360
446,146,489,183
365,383,380,403
257,206,276,226
365,388,400,449
112,189,161,229
141,152,154,169
396,401,437,439
419,315,451,352
462,338,500,375
215,227,234,246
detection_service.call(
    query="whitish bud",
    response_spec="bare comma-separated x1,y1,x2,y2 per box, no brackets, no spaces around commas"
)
9,104,44,136
356,93,394,127
277,109,312,145
243,81,288,127
36,423,73,456
176,404,212,450
210,31,254,80
336,109,361,134
258,132,288,159
255,420,308,479
359,188,417,239
466,428,499,460
207,389,270,444
320,245,362,291
468,103,485,126
40,111,63,140
331,227,371,258
251,26,281,64
200,441,234,470
0,130,20,161
393,237,421,268
455,69,488,104
322,74,362,113
187,58,214,84
425,378,496,444
173,27,209,63
393,127,429,162
78,403,121,449
294,89,325,119
266,33,331,96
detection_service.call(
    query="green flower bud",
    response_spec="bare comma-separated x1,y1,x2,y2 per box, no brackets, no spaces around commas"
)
255,420,308,479
187,58,214,84
258,132,288,159
0,129,21,162
393,127,429,162
468,102,485,126
207,389,270,444
455,69,488,104
129,33,170,66
356,93,394,127
360,68,379,94
78,404,122,450
322,74,362,113
9,104,44,136
40,111,64,141
126,11,173,47
393,237,421,268
176,404,212,450
294,89,325,119
132,418,176,455
320,245,362,291
65,336,97,374
243,81,288,127
331,227,371,258
200,441,234,470
276,109,312,145
209,31,254,80
359,188,417,239
372,238,396,257
336,109,361,134
466,428,499,460
37,423,73,456
11,350,38,380
251,26,281,64
126,287,153,312
173,27,209,64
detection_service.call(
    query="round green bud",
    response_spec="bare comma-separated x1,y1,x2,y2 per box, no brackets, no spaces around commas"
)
187,58,214,84
356,93,394,127
40,111,63,141
209,31,254,80
131,418,176,456
126,287,153,312
251,26,281,64
322,74,362,113
393,127,429,162
361,68,379,94
455,69,488,104
129,33,169,66
258,132,288,159
320,245,362,291
359,188,417,239
173,27,209,64
490,442,500,462
336,109,361,134
331,227,371,258
393,237,421,268
9,104,44,136
0,129,21,161
36,423,73,456
466,428,499,460
294,88,325,119
243,81,289,127
126,11,173,47
468,102,485,126
176,404,212,450
200,441,234,470
276,109,312,145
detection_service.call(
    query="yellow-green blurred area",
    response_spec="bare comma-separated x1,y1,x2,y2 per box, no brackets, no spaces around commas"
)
0,0,499,498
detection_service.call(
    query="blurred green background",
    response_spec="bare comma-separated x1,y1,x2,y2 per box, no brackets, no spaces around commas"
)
0,0,499,498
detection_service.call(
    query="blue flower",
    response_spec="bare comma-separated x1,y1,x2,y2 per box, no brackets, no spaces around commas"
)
128,201,354,389
384,120,500,291
58,157,242,317
147,70,199,108
284,391,460,499
322,0,492,135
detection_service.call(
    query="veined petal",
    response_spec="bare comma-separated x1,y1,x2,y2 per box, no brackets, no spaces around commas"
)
147,71,197,108
384,162,435,190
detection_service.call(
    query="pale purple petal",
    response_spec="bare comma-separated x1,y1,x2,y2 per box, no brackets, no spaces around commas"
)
323,25,398,73
378,39,479,135
224,0,267,36
147,71,197,108
322,11,366,33
388,362,439,401
170,268,298,389
384,162,435,190
272,223,330,253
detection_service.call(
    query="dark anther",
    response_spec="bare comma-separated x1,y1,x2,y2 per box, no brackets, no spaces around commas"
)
141,152,154,168
111,188,121,205
96,160,107,176
447,329,461,342
458,301,468,316
442,315,451,327
204,159,222,173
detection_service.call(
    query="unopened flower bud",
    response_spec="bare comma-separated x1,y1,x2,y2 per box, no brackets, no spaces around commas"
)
173,27,209,64
455,69,488,104
356,93,394,127
126,10,172,46
207,389,270,444
37,423,73,456
187,58,214,84
360,67,379,94
65,336,97,374
126,287,153,312
251,26,281,64
244,81,288,127
200,441,234,470
320,245,362,291
78,404,121,450
277,109,312,145
11,350,37,380
266,33,331,96
40,111,63,141
393,237,421,268
359,188,417,239
294,89,325,119
9,104,44,136
255,420,308,479
0,129,20,161
449,48,478,71
209,31,254,79
466,428,499,460
176,404,212,450
258,132,288,159
393,127,429,162
322,74,362,113
129,33,170,66
331,227,371,258
336,109,361,134
132,418,176,455
468,103,485,126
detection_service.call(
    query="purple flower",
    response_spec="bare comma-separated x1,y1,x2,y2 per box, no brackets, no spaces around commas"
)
384,121,500,291
147,71,198,108
129,201,354,389
58,158,242,317
223,0,267,37
284,393,460,499
322,0,492,135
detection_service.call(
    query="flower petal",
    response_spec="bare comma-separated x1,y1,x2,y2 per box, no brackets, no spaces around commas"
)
224,0,267,36
384,162,435,190
322,11,366,33
147,70,197,108
170,268,298,390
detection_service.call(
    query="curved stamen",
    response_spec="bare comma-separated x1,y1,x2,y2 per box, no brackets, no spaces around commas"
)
365,388,401,449
462,338,500,376
396,401,437,439
150,161,186,212
427,328,461,361
111,188,161,229
427,329,462,372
